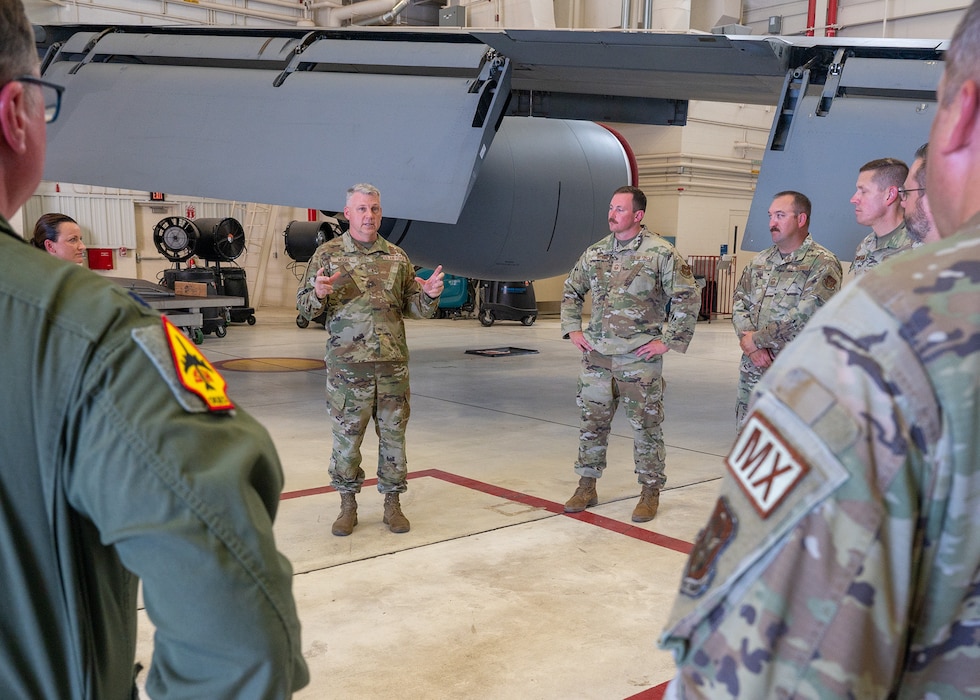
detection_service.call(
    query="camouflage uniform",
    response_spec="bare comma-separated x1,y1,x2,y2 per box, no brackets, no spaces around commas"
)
561,226,700,488
849,222,914,276
732,235,841,429
297,231,438,494
659,215,980,699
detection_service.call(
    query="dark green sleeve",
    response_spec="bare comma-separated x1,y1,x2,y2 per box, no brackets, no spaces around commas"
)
66,310,308,699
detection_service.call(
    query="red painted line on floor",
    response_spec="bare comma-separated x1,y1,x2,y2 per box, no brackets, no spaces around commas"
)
565,509,693,554
280,484,334,500
282,471,439,500
280,469,683,700
423,469,692,554
624,681,669,699
417,468,565,513
281,468,692,555
280,477,375,500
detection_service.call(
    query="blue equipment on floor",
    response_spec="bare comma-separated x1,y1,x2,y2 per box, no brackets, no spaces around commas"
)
416,269,476,319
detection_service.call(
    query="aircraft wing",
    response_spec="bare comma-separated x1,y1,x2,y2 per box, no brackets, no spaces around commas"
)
36,25,799,223
35,25,948,275
38,26,512,224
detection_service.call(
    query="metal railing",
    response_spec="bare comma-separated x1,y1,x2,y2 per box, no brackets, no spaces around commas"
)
688,255,737,321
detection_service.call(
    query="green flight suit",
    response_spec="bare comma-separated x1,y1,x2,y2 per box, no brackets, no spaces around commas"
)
0,217,307,699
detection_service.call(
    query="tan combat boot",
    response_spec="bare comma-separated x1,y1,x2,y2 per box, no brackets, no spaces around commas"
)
383,493,411,533
631,485,660,522
331,492,358,536
563,476,598,513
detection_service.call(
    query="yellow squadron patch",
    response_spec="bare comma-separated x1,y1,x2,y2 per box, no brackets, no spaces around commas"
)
162,316,234,411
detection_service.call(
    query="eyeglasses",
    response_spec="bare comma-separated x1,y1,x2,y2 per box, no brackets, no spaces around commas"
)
10,76,65,124
897,187,925,201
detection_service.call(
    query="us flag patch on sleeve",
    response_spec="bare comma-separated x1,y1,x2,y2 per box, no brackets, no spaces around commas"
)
727,412,809,518
162,316,234,411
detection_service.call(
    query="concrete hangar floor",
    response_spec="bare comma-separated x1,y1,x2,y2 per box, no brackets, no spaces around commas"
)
135,308,740,699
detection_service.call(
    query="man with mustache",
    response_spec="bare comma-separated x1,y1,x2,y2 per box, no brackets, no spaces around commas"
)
561,186,700,522
731,191,842,431
902,143,941,245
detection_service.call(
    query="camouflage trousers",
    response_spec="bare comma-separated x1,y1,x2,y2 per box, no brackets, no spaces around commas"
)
736,354,768,432
574,350,667,488
325,361,411,494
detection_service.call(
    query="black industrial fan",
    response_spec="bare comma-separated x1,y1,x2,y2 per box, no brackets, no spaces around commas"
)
283,220,339,262
153,216,199,262
284,220,341,329
194,217,246,262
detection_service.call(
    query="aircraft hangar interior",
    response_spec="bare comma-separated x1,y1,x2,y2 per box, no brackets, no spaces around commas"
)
14,0,968,697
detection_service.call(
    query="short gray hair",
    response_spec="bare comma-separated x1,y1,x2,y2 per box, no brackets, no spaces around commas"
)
940,0,980,107
0,0,36,84
346,183,381,204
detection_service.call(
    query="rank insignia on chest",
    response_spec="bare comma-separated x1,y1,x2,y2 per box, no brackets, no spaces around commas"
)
726,412,808,518
162,316,234,411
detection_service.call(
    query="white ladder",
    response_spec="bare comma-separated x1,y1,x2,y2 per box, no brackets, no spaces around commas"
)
240,202,280,307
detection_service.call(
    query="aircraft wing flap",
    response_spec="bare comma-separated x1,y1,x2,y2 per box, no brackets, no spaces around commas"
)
744,51,941,260
298,39,493,72
56,31,299,62
837,57,944,95
53,28,490,69
472,30,790,104
58,30,105,55
41,30,511,223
